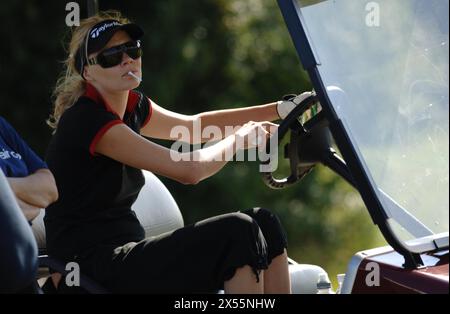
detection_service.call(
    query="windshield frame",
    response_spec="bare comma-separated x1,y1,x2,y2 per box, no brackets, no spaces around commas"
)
277,0,449,268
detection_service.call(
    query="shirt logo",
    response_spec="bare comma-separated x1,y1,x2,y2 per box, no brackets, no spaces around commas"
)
0,149,22,160
90,21,121,39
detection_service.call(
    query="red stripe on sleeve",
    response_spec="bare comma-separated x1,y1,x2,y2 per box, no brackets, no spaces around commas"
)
89,120,123,156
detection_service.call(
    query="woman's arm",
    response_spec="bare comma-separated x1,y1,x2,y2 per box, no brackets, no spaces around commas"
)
194,102,279,138
7,169,58,209
141,99,279,144
96,122,274,185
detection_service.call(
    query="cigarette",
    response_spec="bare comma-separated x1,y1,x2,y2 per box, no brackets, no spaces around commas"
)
128,71,142,82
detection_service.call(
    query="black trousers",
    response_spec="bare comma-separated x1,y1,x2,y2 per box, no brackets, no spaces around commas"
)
74,207,288,294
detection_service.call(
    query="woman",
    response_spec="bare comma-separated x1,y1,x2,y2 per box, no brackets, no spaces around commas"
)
0,116,58,222
46,11,302,294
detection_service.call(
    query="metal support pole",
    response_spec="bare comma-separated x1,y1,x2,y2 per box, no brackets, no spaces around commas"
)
87,0,99,17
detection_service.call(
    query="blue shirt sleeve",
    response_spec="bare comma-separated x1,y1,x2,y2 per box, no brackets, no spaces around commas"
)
0,117,47,175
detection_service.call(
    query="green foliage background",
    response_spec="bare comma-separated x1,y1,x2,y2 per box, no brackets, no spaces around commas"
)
0,0,386,288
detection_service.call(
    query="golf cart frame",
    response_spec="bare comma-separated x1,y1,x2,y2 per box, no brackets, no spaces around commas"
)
272,0,448,293
278,0,425,269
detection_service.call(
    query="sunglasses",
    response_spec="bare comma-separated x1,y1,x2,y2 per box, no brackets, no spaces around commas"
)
87,40,142,68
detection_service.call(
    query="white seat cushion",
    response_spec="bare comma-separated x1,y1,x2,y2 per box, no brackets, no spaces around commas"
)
131,171,184,237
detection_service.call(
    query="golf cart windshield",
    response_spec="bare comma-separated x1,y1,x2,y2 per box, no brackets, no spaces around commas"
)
288,0,449,254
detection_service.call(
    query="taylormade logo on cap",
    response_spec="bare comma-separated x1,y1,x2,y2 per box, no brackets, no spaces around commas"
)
90,21,121,38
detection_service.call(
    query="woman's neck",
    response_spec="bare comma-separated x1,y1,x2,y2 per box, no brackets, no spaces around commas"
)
94,85,129,119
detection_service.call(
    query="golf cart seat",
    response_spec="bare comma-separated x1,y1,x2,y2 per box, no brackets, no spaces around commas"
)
32,170,327,294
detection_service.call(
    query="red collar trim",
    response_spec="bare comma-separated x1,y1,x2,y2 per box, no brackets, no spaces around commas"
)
84,83,140,117
126,90,140,113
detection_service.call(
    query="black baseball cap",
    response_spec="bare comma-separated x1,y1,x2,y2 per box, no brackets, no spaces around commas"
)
75,19,144,77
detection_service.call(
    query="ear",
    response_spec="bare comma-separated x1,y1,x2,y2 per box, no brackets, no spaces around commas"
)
83,66,94,82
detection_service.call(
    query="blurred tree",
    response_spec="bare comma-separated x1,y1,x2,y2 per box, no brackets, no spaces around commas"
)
0,0,386,288
0,1,68,154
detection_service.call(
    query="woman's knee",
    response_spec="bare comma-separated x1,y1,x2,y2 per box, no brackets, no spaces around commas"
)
241,207,288,260
195,212,263,244
217,212,260,236
241,207,283,233
214,213,268,284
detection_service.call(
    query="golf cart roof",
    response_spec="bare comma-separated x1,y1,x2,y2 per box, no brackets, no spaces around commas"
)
278,0,449,265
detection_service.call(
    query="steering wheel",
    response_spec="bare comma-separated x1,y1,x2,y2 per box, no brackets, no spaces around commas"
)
261,92,321,189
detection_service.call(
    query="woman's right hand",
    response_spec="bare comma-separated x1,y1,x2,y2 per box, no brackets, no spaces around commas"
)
235,121,278,150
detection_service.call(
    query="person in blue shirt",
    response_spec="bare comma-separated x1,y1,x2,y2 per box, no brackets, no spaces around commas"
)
0,116,58,293
0,116,58,222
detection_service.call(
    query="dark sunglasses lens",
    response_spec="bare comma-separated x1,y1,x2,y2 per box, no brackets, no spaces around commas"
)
97,41,142,68
97,51,123,68
126,46,143,59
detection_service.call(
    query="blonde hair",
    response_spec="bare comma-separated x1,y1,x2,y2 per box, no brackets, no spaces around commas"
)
48,11,130,129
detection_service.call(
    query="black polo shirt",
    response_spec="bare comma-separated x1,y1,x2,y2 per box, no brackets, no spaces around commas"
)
45,84,153,261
